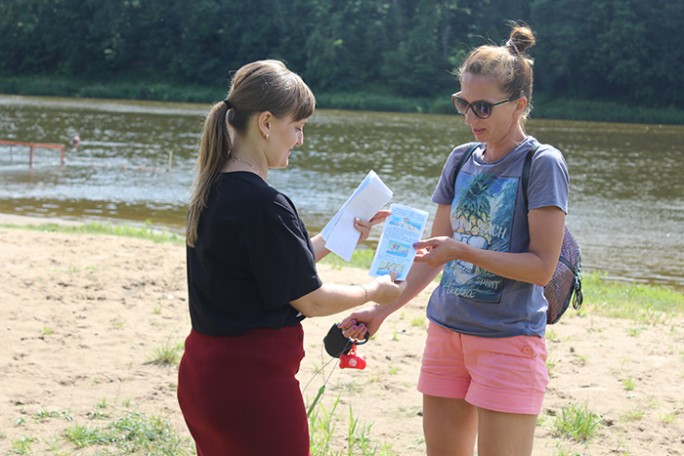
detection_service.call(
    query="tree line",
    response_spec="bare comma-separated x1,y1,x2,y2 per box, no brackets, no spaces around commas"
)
1,0,682,109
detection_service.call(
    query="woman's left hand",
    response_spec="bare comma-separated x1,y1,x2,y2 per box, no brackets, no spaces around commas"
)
355,210,391,243
413,236,460,268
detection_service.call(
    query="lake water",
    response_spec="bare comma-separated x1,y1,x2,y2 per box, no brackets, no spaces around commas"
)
1,95,682,290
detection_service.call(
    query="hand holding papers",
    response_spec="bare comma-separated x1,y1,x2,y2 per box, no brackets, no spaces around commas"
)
322,171,393,261
369,204,429,281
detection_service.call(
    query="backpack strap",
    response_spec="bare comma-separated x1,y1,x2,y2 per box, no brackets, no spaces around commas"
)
521,144,541,211
522,144,584,322
450,142,480,189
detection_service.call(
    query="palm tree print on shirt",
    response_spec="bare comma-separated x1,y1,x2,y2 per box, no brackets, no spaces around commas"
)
443,171,518,303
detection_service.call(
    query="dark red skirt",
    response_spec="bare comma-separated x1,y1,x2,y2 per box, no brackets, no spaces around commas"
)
177,324,310,456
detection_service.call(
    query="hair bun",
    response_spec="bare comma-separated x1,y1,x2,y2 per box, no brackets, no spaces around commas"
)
506,25,536,55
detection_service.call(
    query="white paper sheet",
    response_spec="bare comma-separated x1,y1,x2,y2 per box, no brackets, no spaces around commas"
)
369,203,429,281
321,170,393,261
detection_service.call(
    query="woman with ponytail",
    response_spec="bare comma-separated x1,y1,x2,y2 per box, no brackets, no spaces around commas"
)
342,25,569,455
178,60,404,455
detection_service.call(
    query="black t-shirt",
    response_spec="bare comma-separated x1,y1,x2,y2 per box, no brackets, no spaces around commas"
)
186,172,322,336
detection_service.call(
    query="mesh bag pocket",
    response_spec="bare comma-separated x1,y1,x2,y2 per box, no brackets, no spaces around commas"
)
544,226,583,324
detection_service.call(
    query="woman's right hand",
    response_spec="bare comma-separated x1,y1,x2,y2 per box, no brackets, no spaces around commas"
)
339,275,404,339
339,303,389,339
367,274,405,305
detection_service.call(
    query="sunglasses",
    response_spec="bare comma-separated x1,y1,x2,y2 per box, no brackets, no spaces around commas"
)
451,93,518,119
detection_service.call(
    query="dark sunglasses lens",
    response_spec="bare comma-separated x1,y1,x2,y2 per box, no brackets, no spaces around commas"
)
453,97,468,114
473,102,493,118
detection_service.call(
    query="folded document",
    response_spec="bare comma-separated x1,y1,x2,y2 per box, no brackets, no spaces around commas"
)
369,203,429,281
321,170,393,261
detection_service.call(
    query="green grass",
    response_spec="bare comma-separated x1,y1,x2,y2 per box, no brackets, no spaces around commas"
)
622,377,636,391
621,409,645,422
10,436,36,455
323,252,684,325
308,397,397,456
33,408,72,423
660,413,676,424
581,272,684,323
410,316,426,328
0,221,185,244
551,402,602,443
11,400,194,454
63,411,192,455
546,354,558,378
146,341,185,366
320,247,376,270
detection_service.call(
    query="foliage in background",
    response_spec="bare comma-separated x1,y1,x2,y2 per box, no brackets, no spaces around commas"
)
0,0,682,121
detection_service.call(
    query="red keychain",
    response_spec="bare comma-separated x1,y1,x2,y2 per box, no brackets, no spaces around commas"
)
324,323,368,370
339,341,366,370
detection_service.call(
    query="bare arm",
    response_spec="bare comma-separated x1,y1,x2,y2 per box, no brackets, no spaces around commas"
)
414,206,565,286
310,233,330,262
290,274,404,318
376,204,453,315
340,204,452,337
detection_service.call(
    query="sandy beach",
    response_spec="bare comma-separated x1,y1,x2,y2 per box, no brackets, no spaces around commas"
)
0,217,682,455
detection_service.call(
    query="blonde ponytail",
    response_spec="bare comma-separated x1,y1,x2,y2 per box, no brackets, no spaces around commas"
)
186,101,231,247
186,60,315,247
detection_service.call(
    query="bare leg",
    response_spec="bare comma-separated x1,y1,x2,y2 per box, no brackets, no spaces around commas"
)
476,408,537,456
423,395,477,456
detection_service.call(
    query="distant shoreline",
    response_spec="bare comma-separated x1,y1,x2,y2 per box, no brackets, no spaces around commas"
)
2,82,684,125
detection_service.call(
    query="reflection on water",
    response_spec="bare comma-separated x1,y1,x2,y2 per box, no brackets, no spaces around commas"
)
1,95,682,290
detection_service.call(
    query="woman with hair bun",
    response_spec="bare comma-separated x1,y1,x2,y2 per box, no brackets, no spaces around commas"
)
177,59,404,455
342,25,569,455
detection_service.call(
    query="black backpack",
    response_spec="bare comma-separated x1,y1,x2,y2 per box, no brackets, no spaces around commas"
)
453,142,583,324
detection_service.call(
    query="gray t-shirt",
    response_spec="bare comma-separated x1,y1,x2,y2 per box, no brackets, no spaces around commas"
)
427,136,569,337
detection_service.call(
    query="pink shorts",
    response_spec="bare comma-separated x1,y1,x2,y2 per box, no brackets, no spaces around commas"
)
418,322,548,415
